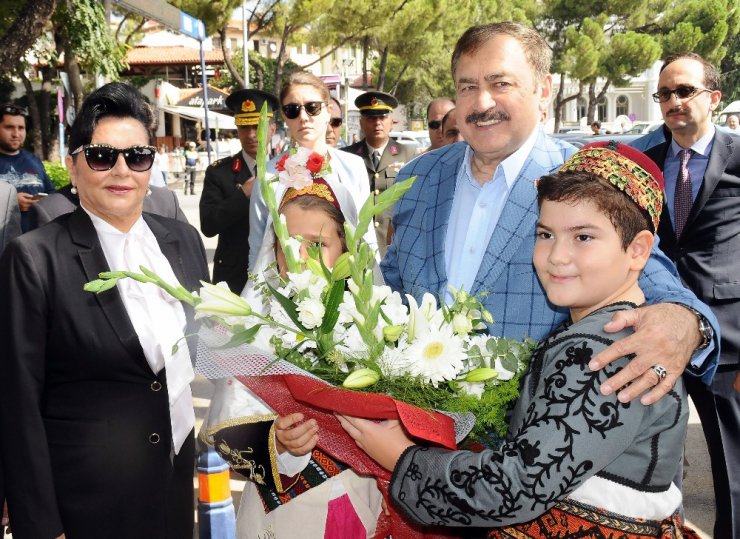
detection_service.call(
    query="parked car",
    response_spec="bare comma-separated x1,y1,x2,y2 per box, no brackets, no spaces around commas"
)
550,132,641,149
624,121,664,135
390,131,431,153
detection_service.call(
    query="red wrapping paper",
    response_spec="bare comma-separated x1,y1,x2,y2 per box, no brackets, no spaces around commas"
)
237,373,462,539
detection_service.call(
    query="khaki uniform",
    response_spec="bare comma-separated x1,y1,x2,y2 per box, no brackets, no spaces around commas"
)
341,138,416,255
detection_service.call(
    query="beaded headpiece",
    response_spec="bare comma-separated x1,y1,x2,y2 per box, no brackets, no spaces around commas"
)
280,177,341,211
558,141,665,231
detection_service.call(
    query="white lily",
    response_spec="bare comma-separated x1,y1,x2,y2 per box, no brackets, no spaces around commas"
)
195,281,253,317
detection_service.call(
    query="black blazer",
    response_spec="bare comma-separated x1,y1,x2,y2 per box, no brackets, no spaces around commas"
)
199,152,253,293
0,208,209,538
646,130,740,368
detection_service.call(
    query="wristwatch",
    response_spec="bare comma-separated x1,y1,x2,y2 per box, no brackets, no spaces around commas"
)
681,305,713,350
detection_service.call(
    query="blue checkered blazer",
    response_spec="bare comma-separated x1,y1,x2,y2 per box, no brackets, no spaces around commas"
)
381,130,719,380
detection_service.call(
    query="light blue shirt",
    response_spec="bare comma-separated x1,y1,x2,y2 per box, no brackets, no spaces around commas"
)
662,127,714,227
444,128,539,300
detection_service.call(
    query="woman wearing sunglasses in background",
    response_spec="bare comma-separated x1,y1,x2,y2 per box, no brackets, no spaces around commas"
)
247,70,378,270
0,82,209,539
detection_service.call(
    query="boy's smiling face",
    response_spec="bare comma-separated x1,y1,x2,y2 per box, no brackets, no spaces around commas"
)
534,198,650,322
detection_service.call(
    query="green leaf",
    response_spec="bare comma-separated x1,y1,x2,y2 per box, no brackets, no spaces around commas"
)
264,280,308,333
320,279,345,334
215,324,262,349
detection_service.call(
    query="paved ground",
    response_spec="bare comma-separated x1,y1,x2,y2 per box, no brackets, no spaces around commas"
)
187,175,718,538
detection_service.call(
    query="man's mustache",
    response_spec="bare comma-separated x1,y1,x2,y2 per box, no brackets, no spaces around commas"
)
665,106,686,115
465,108,510,124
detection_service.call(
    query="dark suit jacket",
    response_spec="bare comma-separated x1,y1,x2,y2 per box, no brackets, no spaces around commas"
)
27,183,188,229
199,152,253,293
0,209,209,538
647,130,740,368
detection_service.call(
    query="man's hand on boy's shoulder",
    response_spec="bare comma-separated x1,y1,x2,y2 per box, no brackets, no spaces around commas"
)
588,303,701,405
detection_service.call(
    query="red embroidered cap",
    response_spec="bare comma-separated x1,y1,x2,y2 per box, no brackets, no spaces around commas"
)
558,141,665,231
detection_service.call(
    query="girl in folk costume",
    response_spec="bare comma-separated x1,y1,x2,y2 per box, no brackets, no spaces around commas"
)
206,177,383,539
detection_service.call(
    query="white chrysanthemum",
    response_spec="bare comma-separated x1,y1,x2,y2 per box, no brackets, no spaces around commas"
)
287,269,315,292
457,381,485,399
381,291,409,326
297,297,325,329
335,324,368,358
377,340,412,377
405,326,466,387
337,292,362,325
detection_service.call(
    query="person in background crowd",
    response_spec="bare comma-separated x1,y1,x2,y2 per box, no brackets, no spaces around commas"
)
326,96,344,147
591,120,603,135
341,91,416,255
383,21,718,422
154,144,170,185
0,104,54,232
249,71,377,270
441,107,463,145
426,97,455,150
183,141,199,195
725,114,739,133
645,52,740,539
200,89,278,294
0,81,208,539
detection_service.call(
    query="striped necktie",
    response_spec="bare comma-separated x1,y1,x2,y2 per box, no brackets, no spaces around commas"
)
673,148,693,238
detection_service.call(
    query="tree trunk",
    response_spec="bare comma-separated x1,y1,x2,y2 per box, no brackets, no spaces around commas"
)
18,70,43,158
39,67,54,160
249,59,264,90
377,45,389,91
55,24,84,112
587,81,597,124
362,35,369,90
553,76,584,133
273,22,292,97
220,27,246,89
0,0,58,78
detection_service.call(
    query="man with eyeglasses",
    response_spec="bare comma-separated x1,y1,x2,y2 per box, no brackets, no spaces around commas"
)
0,104,54,232
325,96,344,147
426,97,455,150
342,91,415,254
643,52,740,539
200,89,279,293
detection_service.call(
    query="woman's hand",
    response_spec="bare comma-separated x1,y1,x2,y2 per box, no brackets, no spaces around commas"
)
274,413,318,457
589,303,702,404
336,415,415,471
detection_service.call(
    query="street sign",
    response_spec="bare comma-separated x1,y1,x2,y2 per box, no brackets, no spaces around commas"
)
112,0,204,41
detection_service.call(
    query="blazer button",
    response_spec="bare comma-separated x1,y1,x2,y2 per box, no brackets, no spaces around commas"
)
151,381,162,392
374,189,380,196
149,433,161,444
374,221,380,228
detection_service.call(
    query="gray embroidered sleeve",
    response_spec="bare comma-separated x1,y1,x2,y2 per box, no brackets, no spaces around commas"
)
389,321,685,528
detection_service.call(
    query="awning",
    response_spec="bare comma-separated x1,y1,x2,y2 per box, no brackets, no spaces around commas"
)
160,105,236,130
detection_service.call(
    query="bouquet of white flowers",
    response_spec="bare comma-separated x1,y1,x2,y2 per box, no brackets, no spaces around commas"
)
84,106,532,445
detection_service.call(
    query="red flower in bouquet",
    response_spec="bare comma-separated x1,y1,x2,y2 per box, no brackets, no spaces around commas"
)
306,152,324,174
276,153,290,172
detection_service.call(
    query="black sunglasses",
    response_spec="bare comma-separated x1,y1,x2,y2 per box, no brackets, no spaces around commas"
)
282,102,324,119
71,143,157,172
329,117,343,128
652,85,713,103
428,120,442,130
1,105,28,117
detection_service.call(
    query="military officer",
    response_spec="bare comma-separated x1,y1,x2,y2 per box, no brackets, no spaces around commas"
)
342,91,416,254
199,89,278,293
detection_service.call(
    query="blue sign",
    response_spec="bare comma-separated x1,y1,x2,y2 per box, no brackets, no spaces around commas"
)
180,12,205,40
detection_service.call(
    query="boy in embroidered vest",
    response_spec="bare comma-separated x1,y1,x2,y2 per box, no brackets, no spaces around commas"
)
338,141,700,538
